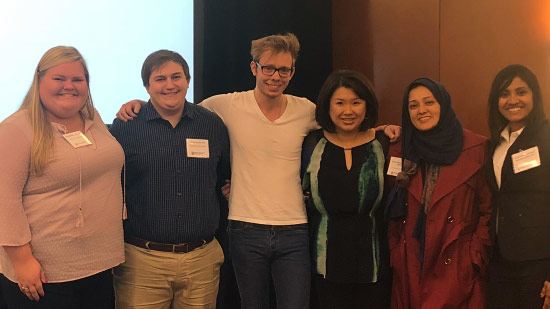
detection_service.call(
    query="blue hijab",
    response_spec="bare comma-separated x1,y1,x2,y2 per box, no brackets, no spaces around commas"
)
401,78,464,165
386,78,464,219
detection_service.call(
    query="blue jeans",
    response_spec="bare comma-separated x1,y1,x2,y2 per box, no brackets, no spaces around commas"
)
228,220,310,309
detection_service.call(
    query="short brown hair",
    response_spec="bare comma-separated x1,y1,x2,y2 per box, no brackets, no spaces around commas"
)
141,50,190,87
250,33,300,65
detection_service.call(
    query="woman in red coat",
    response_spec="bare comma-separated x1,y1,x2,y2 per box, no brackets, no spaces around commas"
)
386,78,492,308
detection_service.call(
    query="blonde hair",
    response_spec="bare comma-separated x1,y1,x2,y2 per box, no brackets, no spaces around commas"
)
19,46,94,175
250,33,300,65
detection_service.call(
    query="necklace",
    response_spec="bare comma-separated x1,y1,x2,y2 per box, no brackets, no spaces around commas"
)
262,97,286,121
276,97,287,118
276,101,285,118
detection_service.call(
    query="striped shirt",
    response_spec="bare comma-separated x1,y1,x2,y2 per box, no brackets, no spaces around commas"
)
109,101,230,243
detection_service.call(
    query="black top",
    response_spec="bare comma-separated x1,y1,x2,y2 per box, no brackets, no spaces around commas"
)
302,129,390,283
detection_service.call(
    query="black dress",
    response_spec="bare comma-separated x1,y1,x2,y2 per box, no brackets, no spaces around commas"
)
302,129,391,308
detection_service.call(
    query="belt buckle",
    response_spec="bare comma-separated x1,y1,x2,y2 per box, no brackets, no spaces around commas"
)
172,243,189,253
145,241,151,250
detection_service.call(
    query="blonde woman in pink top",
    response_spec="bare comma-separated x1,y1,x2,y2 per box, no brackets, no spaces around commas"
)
0,46,124,308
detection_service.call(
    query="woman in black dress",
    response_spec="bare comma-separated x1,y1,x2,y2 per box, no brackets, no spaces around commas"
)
302,70,390,308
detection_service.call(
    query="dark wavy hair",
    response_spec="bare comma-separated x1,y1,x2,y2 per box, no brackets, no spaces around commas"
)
488,64,545,146
315,70,378,132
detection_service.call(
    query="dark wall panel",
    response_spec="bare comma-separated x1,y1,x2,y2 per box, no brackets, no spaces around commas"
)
332,0,550,136
195,0,332,103
440,0,550,136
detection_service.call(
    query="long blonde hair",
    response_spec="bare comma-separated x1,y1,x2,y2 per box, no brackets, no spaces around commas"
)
19,46,94,175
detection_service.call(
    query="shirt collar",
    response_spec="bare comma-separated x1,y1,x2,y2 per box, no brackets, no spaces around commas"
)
500,124,524,142
142,100,196,122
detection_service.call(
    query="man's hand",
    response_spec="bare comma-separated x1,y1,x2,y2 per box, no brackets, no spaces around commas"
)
116,100,147,122
384,125,401,143
540,280,550,308
221,179,231,201
376,124,402,143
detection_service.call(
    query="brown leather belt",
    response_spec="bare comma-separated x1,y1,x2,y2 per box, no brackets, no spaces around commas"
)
125,235,214,253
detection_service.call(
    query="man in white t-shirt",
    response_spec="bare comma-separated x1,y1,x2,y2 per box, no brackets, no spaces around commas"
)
199,33,316,309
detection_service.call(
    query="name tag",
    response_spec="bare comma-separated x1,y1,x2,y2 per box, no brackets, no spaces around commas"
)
387,156,402,176
186,139,209,158
511,146,541,174
63,131,92,148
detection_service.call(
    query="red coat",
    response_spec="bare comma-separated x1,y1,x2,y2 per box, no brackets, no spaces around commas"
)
388,130,492,309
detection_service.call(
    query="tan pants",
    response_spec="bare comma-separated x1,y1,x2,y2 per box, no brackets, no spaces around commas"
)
114,239,224,309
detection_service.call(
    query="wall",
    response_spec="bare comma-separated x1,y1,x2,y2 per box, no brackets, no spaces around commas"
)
333,0,550,136
195,0,332,103
331,0,374,81
440,0,550,135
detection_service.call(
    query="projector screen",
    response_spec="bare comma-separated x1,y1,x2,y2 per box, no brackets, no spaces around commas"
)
0,0,193,123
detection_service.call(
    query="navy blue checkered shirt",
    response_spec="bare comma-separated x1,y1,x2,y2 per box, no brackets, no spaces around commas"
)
109,101,230,243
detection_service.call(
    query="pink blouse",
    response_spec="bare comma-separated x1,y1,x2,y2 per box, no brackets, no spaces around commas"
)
0,109,124,283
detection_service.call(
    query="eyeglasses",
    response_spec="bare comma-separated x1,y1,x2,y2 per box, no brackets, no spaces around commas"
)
255,62,293,77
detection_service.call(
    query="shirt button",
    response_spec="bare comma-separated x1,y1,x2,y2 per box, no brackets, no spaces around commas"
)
444,258,452,265
177,192,182,196
402,220,406,225
447,216,454,223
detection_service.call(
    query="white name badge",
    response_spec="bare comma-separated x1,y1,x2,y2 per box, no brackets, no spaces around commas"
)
63,131,92,148
186,139,210,158
387,156,402,176
511,146,541,174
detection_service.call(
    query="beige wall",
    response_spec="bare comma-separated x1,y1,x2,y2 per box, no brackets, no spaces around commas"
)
333,0,550,136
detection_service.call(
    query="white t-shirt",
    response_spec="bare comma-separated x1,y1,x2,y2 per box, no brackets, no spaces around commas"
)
201,90,317,225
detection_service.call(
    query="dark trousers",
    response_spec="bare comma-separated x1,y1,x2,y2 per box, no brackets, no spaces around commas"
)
0,278,7,309
313,275,390,309
228,220,311,309
215,199,241,309
487,251,550,309
0,269,114,309
216,257,241,309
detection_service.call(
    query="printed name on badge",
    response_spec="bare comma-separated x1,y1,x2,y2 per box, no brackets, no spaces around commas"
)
186,139,210,158
387,156,402,176
63,131,92,148
511,146,541,174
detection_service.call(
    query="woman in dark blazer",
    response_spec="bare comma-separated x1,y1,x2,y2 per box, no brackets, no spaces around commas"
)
486,64,550,309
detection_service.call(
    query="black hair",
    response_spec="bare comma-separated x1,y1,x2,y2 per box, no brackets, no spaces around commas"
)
315,70,378,132
487,64,544,146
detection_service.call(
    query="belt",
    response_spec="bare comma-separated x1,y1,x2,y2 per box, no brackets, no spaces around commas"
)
124,235,214,253
229,220,308,229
